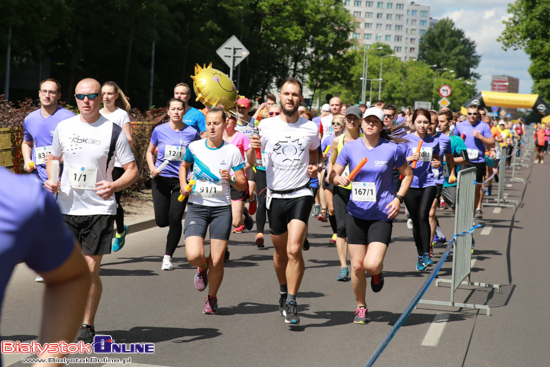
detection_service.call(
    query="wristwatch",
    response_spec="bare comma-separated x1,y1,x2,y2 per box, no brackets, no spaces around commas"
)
395,194,404,203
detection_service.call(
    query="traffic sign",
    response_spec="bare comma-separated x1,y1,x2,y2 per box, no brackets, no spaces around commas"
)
491,106,498,112
216,36,249,81
438,97,450,108
439,85,452,98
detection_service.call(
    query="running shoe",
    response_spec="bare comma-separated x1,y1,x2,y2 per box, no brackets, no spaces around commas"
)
407,218,413,230
233,224,246,233
317,209,328,223
353,306,368,324
248,199,257,215
112,225,128,252
194,267,208,291
534,160,539,164
371,272,384,293
284,300,300,324
243,208,254,231
486,186,492,196
255,233,265,247
329,234,337,244
439,199,447,209
224,249,230,262
337,267,350,282
541,160,544,164
312,204,321,217
279,293,287,317
433,234,446,244
76,324,95,344
429,245,434,258
35,275,44,283
423,252,434,266
475,208,483,219
416,256,427,271
203,295,218,314
303,238,310,251
161,255,174,271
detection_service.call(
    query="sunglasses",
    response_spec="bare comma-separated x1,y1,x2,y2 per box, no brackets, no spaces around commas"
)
332,122,343,126
384,114,393,118
268,111,280,116
467,112,477,116
75,93,100,100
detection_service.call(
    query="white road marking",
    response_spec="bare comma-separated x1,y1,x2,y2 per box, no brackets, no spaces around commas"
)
506,184,513,188
493,207,502,214
503,193,509,198
471,256,477,268
422,313,451,347
480,226,493,235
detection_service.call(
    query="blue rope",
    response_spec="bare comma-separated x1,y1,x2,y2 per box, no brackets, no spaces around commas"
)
364,224,481,367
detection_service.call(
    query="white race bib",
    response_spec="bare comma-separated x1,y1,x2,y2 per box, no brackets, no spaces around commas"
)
467,148,479,160
419,147,433,162
35,145,52,165
69,166,97,190
165,145,185,161
193,180,224,198
352,182,377,202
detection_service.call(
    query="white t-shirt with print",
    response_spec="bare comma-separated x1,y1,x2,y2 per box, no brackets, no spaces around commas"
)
258,116,320,199
184,140,245,207
100,107,131,168
51,115,135,216
320,115,334,138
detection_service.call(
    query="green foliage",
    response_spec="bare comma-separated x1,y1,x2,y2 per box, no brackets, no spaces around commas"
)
418,18,481,80
499,0,550,99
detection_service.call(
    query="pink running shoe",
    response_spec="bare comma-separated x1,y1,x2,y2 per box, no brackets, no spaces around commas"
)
203,295,218,314
194,267,208,291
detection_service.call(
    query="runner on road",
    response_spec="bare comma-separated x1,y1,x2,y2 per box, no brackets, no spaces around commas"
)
147,98,201,271
330,107,412,324
179,107,246,314
250,77,320,325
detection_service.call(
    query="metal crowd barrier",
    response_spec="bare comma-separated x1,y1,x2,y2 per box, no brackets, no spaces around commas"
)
419,167,501,316
484,146,519,208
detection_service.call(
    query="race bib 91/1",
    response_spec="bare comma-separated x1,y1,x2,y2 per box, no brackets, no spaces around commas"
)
193,180,224,198
352,182,377,202
69,166,97,190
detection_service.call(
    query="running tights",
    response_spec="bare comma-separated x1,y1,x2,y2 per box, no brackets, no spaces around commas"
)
404,186,437,255
152,176,187,257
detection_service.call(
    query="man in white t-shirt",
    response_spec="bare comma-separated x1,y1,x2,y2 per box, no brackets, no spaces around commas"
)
320,97,342,138
251,77,320,325
45,78,138,343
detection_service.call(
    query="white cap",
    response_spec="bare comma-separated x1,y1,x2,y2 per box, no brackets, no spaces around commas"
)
498,120,506,125
363,107,384,122
321,103,330,112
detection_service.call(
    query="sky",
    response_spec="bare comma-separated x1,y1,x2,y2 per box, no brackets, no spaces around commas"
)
420,0,533,95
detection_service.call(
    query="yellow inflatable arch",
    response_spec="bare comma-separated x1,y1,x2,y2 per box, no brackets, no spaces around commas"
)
460,91,550,117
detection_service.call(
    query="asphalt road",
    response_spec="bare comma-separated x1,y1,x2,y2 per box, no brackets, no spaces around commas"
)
2,152,549,367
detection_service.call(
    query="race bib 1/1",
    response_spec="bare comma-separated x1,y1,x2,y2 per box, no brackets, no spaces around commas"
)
35,145,52,165
164,145,185,161
467,148,479,160
69,166,98,190
419,147,433,162
193,180,225,198
351,182,377,202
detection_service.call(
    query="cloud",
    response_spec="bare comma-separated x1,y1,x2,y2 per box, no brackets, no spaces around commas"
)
421,1,533,94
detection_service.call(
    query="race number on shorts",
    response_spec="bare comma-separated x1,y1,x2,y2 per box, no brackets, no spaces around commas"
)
69,166,98,190
352,182,377,202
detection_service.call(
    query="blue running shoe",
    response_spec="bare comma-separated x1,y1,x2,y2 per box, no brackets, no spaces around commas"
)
284,301,300,324
433,234,446,244
243,208,254,231
337,267,350,281
112,225,128,252
423,252,434,266
416,256,427,271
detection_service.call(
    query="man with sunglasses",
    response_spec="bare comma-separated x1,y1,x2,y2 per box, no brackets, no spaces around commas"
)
22,78,75,183
454,104,495,219
320,97,342,138
45,78,138,343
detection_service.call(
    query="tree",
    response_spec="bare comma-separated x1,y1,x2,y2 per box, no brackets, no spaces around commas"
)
498,0,550,99
418,18,481,80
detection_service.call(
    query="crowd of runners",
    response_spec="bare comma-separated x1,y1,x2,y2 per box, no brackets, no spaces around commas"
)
1,74,540,355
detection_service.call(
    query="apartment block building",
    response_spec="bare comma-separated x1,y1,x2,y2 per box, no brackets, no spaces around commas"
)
343,1,431,61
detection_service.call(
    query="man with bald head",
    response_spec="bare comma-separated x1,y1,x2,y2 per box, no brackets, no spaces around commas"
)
45,78,138,343
320,97,342,138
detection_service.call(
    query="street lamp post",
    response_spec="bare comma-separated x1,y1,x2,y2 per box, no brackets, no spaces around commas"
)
378,54,395,100
361,46,383,104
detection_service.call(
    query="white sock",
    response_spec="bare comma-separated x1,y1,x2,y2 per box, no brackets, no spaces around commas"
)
436,226,445,238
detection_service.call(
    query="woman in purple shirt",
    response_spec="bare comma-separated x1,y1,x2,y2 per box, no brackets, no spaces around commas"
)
330,107,412,325
403,109,441,272
146,98,201,271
